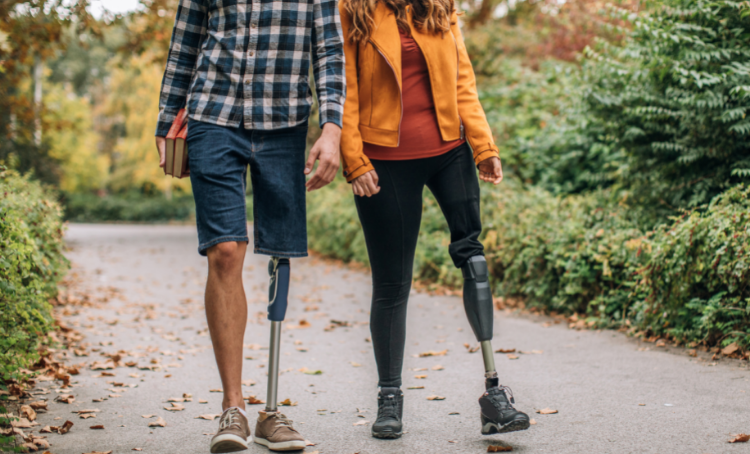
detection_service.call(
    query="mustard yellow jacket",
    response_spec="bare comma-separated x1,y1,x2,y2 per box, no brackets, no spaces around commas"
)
339,1,500,182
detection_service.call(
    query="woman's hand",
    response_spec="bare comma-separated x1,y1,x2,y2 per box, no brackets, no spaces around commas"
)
477,156,503,185
352,170,381,197
155,136,166,169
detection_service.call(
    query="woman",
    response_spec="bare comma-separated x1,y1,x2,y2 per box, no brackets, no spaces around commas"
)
338,0,531,439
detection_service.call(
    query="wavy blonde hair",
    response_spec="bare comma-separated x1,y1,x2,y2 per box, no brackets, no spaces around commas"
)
343,0,455,43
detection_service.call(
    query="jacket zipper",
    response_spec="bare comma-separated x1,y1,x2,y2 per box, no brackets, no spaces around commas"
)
451,34,465,141
369,39,404,146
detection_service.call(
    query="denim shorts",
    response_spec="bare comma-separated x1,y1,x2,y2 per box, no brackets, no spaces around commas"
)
186,119,309,257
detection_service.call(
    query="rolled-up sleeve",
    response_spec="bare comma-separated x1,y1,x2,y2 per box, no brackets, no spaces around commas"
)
155,0,208,137
311,0,346,129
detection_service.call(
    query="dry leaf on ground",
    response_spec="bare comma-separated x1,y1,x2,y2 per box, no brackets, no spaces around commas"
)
163,403,185,412
495,348,515,353
722,343,739,356
728,434,749,443
419,350,447,357
89,425,105,430
536,408,558,415
353,420,368,426
55,395,75,404
199,399,208,404
279,399,297,406
195,414,221,421
529,419,537,425
427,395,445,401
507,354,519,360
414,375,427,379
83,451,112,454
141,415,155,419
350,362,362,367
20,405,36,421
464,343,480,353
407,386,424,390
148,417,166,428
59,420,74,434
209,388,223,393
304,370,323,375
431,365,444,371
245,395,265,405
28,401,47,411
487,445,512,452
241,379,256,386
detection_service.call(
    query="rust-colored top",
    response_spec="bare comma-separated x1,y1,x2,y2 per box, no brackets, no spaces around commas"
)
363,31,465,161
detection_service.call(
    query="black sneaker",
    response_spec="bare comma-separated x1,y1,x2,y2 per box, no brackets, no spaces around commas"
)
372,387,403,439
479,378,530,435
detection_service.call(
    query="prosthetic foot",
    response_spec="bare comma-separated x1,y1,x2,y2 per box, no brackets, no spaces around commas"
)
254,258,306,452
462,256,530,435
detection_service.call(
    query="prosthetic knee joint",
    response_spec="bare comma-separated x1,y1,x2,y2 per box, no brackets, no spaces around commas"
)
461,256,498,384
266,257,290,412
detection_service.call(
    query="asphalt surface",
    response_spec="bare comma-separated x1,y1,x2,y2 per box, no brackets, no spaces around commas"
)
36,224,749,454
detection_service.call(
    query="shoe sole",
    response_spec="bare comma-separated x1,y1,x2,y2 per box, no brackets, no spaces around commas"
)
482,418,530,435
372,430,403,439
254,436,306,451
210,433,250,453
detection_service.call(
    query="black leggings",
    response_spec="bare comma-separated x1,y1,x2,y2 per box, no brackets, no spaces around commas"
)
354,143,484,388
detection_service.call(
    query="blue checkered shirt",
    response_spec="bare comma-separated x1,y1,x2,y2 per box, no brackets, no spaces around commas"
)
155,0,345,136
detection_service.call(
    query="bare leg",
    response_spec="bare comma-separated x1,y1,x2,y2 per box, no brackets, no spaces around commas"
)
205,241,248,411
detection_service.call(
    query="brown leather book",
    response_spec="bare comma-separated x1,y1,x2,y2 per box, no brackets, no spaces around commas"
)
164,109,188,177
172,123,189,178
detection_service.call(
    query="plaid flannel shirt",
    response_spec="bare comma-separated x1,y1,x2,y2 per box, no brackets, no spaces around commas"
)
155,0,345,136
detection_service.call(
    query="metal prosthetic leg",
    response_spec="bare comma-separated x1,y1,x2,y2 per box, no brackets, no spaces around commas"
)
461,256,498,386
266,257,290,413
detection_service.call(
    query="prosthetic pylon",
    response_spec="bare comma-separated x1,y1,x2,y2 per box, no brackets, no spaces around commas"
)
266,257,290,412
461,256,498,382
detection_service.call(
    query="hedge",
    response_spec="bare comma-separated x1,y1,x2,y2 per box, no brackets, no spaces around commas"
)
0,168,68,382
308,179,750,350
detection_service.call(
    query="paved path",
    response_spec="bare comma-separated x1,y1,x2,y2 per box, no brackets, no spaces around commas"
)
38,224,749,454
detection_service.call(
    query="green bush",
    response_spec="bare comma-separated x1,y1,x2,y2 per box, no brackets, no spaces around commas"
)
634,185,750,348
0,168,68,382
63,192,196,222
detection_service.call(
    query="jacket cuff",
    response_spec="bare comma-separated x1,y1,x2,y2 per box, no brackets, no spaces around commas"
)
343,156,374,183
473,146,499,166
319,103,344,130
155,110,178,137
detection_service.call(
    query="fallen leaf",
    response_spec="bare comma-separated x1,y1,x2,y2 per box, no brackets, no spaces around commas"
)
306,440,316,446
54,395,75,404
241,379,256,386
536,408,557,415
59,420,74,434
465,343,480,353
199,399,208,404
11,418,31,428
195,414,221,421
431,365,444,371
163,403,185,412
495,348,515,353
133,449,143,451
529,419,537,425
209,388,223,393
90,425,105,429
687,349,697,357
728,434,749,443
487,445,512,452
350,362,362,367
722,343,739,356
80,414,96,419
141,415,156,419
28,401,47,411
75,409,101,415
414,375,427,379
304,370,323,375
279,398,297,407
419,349,448,357
427,395,445,401
20,405,36,421
148,417,166,427
82,452,112,454
407,386,424,390
245,395,265,405
353,420,369,426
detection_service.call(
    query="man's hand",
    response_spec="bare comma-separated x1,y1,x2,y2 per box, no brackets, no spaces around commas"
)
477,156,503,185
351,170,380,197
155,137,167,169
305,123,341,191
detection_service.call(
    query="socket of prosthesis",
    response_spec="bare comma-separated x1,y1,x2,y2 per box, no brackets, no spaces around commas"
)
461,256,494,342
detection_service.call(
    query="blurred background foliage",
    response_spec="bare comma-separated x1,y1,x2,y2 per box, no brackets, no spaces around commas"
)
1,0,749,350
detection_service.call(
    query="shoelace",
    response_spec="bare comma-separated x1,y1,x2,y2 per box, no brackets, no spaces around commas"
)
378,395,399,420
499,385,515,404
274,414,298,433
219,408,240,430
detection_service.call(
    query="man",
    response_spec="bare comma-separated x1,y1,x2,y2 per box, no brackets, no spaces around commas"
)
154,0,344,451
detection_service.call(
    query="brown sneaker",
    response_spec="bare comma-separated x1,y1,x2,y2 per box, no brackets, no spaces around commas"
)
210,408,251,453
253,411,306,451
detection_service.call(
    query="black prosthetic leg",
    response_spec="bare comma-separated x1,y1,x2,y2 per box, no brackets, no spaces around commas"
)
462,256,530,435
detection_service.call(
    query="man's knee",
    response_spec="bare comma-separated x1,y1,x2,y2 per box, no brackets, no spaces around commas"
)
207,241,245,275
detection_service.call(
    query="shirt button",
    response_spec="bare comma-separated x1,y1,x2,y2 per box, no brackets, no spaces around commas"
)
252,23,257,28
249,51,254,56
245,79,250,84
